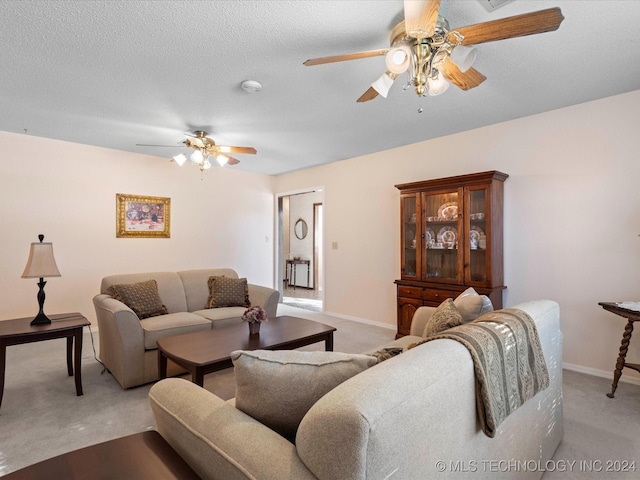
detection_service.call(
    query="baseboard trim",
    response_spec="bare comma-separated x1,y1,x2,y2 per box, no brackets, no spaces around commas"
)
323,310,397,331
563,362,640,386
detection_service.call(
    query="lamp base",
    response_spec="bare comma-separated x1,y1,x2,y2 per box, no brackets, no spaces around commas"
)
31,311,52,326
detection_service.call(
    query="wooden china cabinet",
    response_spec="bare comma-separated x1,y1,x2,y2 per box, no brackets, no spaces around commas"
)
394,171,508,337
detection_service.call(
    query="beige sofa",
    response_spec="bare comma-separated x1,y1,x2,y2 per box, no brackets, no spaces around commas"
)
93,268,279,389
149,300,563,480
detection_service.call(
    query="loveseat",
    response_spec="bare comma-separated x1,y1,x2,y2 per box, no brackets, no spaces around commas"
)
93,268,279,389
149,299,563,480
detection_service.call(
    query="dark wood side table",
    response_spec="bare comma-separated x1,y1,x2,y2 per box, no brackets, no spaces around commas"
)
598,302,640,398
2,431,199,479
0,312,90,408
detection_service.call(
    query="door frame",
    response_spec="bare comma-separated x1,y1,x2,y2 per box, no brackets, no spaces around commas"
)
274,186,325,302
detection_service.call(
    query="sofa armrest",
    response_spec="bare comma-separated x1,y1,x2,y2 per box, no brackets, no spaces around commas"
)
409,306,435,336
248,284,280,319
149,379,316,480
93,294,146,388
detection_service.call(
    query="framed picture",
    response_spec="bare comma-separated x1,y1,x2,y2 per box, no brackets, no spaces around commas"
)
116,193,171,238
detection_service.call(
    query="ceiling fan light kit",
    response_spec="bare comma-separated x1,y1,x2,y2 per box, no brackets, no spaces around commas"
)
304,0,564,103
139,130,257,173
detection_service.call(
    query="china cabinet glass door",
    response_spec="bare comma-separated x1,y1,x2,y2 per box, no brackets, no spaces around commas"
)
421,188,462,283
466,186,490,285
401,194,420,280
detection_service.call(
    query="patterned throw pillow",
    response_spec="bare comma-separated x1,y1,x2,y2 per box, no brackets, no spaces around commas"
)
205,276,250,309
107,279,168,319
422,298,463,338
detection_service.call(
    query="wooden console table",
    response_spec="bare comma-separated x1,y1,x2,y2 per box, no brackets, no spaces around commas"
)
285,259,311,290
598,302,640,398
0,312,90,408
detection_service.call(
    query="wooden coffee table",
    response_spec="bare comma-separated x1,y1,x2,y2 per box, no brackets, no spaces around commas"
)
3,431,199,479
157,315,336,386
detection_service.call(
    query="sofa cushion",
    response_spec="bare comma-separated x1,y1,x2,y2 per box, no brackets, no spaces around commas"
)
192,307,246,324
107,279,169,319
231,350,377,441
454,287,494,322
422,298,463,338
206,276,250,309
140,312,212,350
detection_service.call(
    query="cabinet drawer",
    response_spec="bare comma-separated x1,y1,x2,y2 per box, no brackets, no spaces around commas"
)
397,286,423,299
422,289,455,303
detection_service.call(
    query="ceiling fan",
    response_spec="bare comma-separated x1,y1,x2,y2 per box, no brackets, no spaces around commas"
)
303,0,564,102
137,130,257,171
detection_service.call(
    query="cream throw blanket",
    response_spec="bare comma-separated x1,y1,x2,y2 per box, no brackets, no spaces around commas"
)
424,308,549,437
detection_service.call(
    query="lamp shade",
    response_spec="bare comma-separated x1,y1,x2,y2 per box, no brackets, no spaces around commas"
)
22,241,60,278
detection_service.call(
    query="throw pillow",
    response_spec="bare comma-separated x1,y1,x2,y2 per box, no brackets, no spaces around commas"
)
422,298,463,338
231,350,377,442
368,347,403,364
454,287,494,322
107,279,168,319
205,276,250,309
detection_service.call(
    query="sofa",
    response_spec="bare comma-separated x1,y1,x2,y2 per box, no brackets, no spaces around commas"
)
93,268,279,389
148,299,563,480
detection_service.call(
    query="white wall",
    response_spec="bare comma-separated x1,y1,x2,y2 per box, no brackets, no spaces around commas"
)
275,90,640,383
0,132,275,325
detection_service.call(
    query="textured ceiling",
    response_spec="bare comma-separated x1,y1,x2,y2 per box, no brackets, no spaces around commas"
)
1,1,640,175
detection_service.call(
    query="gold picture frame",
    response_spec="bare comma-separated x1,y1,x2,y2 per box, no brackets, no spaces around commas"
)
116,193,171,238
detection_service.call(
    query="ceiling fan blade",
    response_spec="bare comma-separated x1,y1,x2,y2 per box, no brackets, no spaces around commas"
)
357,87,379,103
185,137,205,149
441,58,486,90
217,145,257,155
404,0,441,38
224,155,241,165
304,49,389,66
455,7,564,46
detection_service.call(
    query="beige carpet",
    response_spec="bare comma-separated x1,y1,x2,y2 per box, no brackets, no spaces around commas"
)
0,304,639,477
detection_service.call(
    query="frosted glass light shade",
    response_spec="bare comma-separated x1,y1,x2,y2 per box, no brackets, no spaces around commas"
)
450,45,477,72
173,153,187,166
216,154,228,166
371,73,394,98
428,71,449,96
385,46,412,74
190,150,203,164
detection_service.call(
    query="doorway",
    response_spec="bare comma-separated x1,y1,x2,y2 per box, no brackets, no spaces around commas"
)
277,189,324,312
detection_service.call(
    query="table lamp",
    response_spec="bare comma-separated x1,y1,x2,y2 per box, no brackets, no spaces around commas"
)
22,234,61,325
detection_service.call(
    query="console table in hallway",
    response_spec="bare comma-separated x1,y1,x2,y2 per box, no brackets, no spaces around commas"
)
0,312,90,408
598,302,640,398
285,259,311,290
